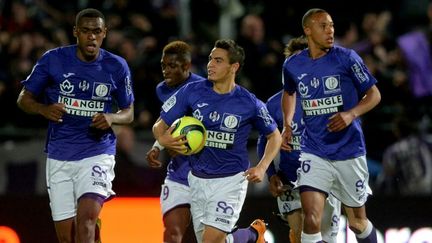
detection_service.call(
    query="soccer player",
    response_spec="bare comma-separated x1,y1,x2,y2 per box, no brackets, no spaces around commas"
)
16,8,134,243
281,8,381,243
258,36,340,243
145,40,205,243
152,39,282,243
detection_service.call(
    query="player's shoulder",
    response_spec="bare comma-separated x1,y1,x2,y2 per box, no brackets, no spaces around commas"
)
331,45,358,58
266,90,283,104
100,48,128,65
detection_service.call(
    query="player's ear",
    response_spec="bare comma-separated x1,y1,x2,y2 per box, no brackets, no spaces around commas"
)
73,26,78,38
231,62,240,74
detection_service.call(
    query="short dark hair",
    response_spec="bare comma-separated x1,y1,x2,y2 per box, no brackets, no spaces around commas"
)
163,41,192,63
75,8,105,26
284,36,308,58
214,39,245,74
302,8,328,28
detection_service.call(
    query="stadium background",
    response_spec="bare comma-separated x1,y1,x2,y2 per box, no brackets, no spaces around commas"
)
1,0,432,242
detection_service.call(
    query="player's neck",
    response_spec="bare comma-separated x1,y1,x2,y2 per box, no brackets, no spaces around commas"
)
213,79,235,94
308,46,330,59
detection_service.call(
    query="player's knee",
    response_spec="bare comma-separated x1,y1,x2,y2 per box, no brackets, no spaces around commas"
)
303,212,321,231
164,226,184,242
347,218,368,234
56,233,73,243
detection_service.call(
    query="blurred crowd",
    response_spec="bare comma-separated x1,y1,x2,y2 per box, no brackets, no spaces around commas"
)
1,0,432,196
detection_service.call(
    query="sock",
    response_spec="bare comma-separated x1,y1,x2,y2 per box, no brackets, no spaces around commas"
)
301,231,323,243
226,227,256,243
356,220,377,243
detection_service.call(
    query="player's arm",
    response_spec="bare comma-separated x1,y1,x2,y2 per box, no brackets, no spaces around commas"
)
281,90,296,151
146,116,164,168
152,118,186,153
91,104,134,130
246,129,282,183
17,87,66,122
327,85,381,132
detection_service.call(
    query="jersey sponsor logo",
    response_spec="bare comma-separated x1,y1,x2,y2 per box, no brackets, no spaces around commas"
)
193,109,204,121
291,135,301,151
125,76,132,95
59,80,74,95
323,75,341,94
205,130,234,149
351,62,369,83
258,107,274,127
59,96,105,117
220,113,240,132
162,95,176,112
298,82,309,98
301,95,343,116
92,83,111,100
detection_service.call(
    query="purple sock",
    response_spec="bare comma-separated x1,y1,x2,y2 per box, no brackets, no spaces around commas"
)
231,227,257,243
356,227,377,243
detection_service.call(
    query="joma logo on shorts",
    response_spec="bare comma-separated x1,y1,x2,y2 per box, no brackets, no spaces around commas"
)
215,217,230,224
93,181,107,188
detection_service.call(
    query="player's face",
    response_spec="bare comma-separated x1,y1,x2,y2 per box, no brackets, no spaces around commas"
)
161,54,190,87
306,13,334,50
207,48,235,83
74,17,106,62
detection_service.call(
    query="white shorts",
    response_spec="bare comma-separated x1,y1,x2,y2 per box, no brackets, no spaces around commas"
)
188,171,248,235
160,178,191,215
277,184,341,243
297,152,372,207
46,154,116,221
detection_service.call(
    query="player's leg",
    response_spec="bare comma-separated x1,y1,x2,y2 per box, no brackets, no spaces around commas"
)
75,154,116,243
163,207,192,243
321,195,341,243
75,195,103,242
225,219,267,243
46,157,77,243
54,218,75,243
286,209,303,243
160,179,193,243
297,153,334,243
344,206,377,243
333,155,377,243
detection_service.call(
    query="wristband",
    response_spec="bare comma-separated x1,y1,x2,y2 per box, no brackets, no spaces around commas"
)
153,140,164,151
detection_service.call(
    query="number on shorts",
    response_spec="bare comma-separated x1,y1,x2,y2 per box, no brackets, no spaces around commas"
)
301,159,311,173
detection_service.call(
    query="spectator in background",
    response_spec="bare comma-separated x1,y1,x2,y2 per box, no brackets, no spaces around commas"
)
376,114,432,195
236,14,283,101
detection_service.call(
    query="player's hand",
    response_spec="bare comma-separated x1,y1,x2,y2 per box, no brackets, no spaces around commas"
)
269,174,285,197
40,103,67,122
327,111,355,132
158,125,187,153
146,147,163,168
281,126,293,152
91,113,113,130
244,165,266,183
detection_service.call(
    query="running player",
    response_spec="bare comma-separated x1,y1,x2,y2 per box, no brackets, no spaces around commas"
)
17,8,134,243
152,39,282,243
281,8,381,243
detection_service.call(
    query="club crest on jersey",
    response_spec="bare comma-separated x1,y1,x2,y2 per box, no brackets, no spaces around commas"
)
209,111,220,122
59,80,74,95
79,80,90,91
323,75,341,94
220,113,240,132
92,82,111,100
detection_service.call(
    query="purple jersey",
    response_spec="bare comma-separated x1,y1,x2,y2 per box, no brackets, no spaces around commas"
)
282,45,377,160
161,80,277,178
21,45,134,161
155,73,205,186
257,90,304,182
